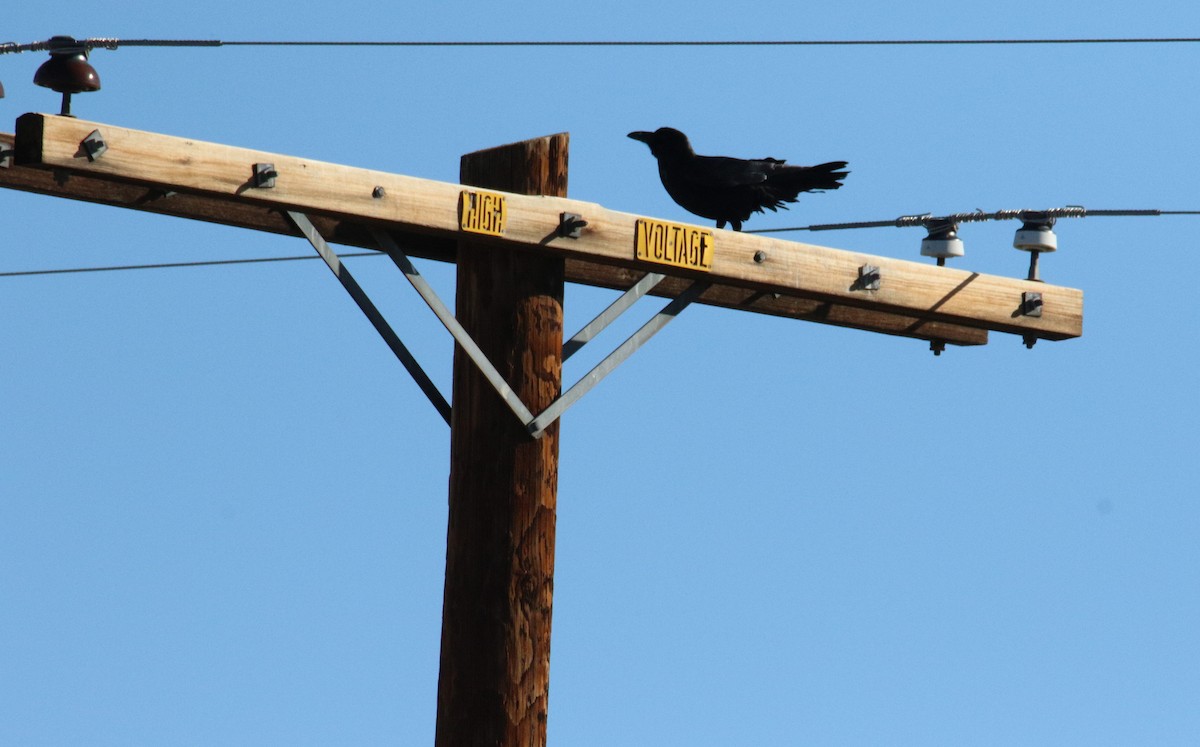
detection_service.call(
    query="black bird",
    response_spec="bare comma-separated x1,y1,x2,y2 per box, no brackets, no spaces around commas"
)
628,127,849,231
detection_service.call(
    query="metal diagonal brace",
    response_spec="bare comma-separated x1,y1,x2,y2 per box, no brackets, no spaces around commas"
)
563,271,666,361
286,211,452,425
526,279,710,438
370,229,536,427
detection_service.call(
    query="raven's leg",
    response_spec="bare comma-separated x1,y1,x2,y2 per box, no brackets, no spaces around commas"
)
716,220,727,230
731,220,742,231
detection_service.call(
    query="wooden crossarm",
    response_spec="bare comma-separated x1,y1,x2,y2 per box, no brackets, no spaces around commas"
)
5,114,1087,344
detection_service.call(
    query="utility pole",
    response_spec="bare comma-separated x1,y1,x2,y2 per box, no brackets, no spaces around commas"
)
1,115,1086,745
435,134,568,747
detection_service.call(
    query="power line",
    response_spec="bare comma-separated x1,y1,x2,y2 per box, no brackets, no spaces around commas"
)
166,37,1200,47
6,36,1200,54
0,251,382,278
745,208,1200,234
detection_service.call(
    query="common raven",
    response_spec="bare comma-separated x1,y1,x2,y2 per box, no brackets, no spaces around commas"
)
628,127,848,231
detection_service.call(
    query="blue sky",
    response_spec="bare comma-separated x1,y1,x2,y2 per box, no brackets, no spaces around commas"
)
3,3,1198,745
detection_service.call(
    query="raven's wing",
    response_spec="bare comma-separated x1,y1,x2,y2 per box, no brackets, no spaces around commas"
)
686,155,786,188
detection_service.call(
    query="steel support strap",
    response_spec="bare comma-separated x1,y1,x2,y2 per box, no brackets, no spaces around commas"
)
286,211,452,424
295,218,703,437
563,271,666,361
526,279,710,438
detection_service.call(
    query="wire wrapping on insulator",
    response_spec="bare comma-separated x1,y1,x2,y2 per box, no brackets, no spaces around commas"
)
894,213,933,227
1043,206,1087,219
951,211,992,224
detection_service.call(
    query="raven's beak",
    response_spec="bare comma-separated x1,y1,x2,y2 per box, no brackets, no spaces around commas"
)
627,131,653,144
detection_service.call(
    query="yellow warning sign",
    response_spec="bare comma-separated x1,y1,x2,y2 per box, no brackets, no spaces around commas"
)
459,190,507,236
634,218,714,272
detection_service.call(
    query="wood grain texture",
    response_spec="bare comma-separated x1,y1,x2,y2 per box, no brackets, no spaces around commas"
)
11,114,1082,341
435,135,567,747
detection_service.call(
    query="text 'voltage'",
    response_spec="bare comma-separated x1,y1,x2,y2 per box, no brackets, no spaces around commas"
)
634,219,714,272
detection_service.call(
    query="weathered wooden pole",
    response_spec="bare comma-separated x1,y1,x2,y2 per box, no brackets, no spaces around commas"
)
435,134,568,747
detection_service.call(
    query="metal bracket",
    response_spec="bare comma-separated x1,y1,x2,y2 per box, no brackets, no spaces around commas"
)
557,212,588,238
1021,291,1043,317
252,162,278,188
855,264,881,291
81,129,107,162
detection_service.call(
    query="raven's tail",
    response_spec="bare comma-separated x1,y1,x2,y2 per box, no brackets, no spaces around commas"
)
789,161,849,192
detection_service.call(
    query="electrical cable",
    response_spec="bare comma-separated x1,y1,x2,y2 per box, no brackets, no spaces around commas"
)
6,36,1200,54
0,251,382,278
744,209,1200,234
